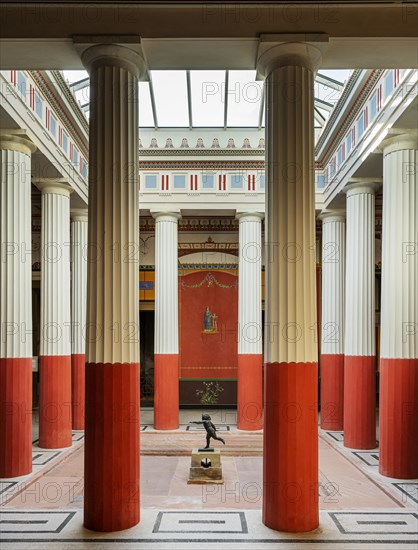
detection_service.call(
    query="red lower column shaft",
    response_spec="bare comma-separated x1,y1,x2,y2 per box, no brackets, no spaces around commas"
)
84,362,140,531
263,362,318,532
379,358,418,478
71,354,85,430
344,356,376,449
237,354,263,430
154,354,179,430
39,356,72,449
320,354,344,430
0,358,32,477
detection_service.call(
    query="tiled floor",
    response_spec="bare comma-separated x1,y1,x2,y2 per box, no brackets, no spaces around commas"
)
1,508,417,549
1,409,417,549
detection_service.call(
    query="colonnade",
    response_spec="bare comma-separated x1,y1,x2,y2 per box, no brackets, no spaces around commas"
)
0,35,416,536
320,140,417,479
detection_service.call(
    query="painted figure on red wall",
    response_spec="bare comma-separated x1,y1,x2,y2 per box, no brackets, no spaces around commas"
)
211,312,218,332
203,306,219,333
204,306,212,331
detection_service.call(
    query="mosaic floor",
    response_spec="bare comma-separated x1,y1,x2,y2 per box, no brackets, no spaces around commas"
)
1,508,417,549
0,409,417,549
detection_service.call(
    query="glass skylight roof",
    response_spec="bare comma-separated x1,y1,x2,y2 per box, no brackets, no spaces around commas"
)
138,82,154,127
190,70,225,127
152,71,189,127
227,70,263,127
63,69,350,131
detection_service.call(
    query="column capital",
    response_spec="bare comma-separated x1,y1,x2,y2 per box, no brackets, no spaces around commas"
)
34,178,73,198
345,178,381,197
318,210,345,224
71,208,88,222
379,129,418,155
0,130,36,156
236,211,264,223
74,36,148,81
256,33,328,78
151,211,181,223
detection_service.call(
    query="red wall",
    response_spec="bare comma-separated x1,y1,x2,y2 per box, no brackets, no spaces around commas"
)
179,270,238,379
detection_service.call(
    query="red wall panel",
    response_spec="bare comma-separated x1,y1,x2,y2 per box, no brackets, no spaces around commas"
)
179,270,238,379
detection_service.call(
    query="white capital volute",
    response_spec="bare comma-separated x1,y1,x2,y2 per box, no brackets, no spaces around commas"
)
257,34,328,78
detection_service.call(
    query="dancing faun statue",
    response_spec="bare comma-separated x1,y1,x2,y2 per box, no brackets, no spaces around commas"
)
190,414,226,449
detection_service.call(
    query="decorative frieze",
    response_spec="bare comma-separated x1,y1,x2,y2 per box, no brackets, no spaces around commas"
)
140,216,240,232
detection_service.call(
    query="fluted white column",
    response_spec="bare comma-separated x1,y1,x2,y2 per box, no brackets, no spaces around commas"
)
79,41,145,532
257,36,326,533
236,211,263,430
36,179,73,450
0,130,36,477
379,132,418,478
152,211,180,430
344,180,378,450
320,212,345,430
70,209,88,430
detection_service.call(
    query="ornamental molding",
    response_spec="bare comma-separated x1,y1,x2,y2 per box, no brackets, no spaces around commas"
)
30,71,89,158
50,70,89,135
140,136,265,151
140,216,239,232
315,70,383,166
179,266,238,278
139,160,266,170
139,148,264,157
178,238,239,257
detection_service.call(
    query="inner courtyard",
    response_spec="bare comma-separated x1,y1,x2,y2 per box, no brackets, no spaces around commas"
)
0,2,417,549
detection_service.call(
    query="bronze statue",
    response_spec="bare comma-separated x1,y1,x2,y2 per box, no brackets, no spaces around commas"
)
190,414,225,449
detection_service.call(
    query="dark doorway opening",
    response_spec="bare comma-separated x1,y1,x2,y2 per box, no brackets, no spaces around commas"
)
140,310,154,405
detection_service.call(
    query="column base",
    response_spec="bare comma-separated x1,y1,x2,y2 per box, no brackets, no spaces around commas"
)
379,358,418,479
39,356,72,449
320,354,344,431
263,361,318,533
344,355,376,450
71,354,85,430
84,361,140,532
154,354,179,430
0,358,32,478
237,354,263,430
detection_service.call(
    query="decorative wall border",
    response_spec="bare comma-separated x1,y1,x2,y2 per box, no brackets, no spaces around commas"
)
30,71,88,158
316,70,383,166
139,160,266,170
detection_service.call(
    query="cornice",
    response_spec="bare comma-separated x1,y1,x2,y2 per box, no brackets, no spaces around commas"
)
30,71,89,159
139,160,266,170
50,70,89,134
140,216,240,232
315,69,383,166
138,148,265,157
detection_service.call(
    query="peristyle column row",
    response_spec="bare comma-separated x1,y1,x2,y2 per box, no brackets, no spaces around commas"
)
320,140,417,479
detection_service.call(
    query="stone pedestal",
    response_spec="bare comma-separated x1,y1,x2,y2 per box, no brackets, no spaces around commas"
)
188,449,224,484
